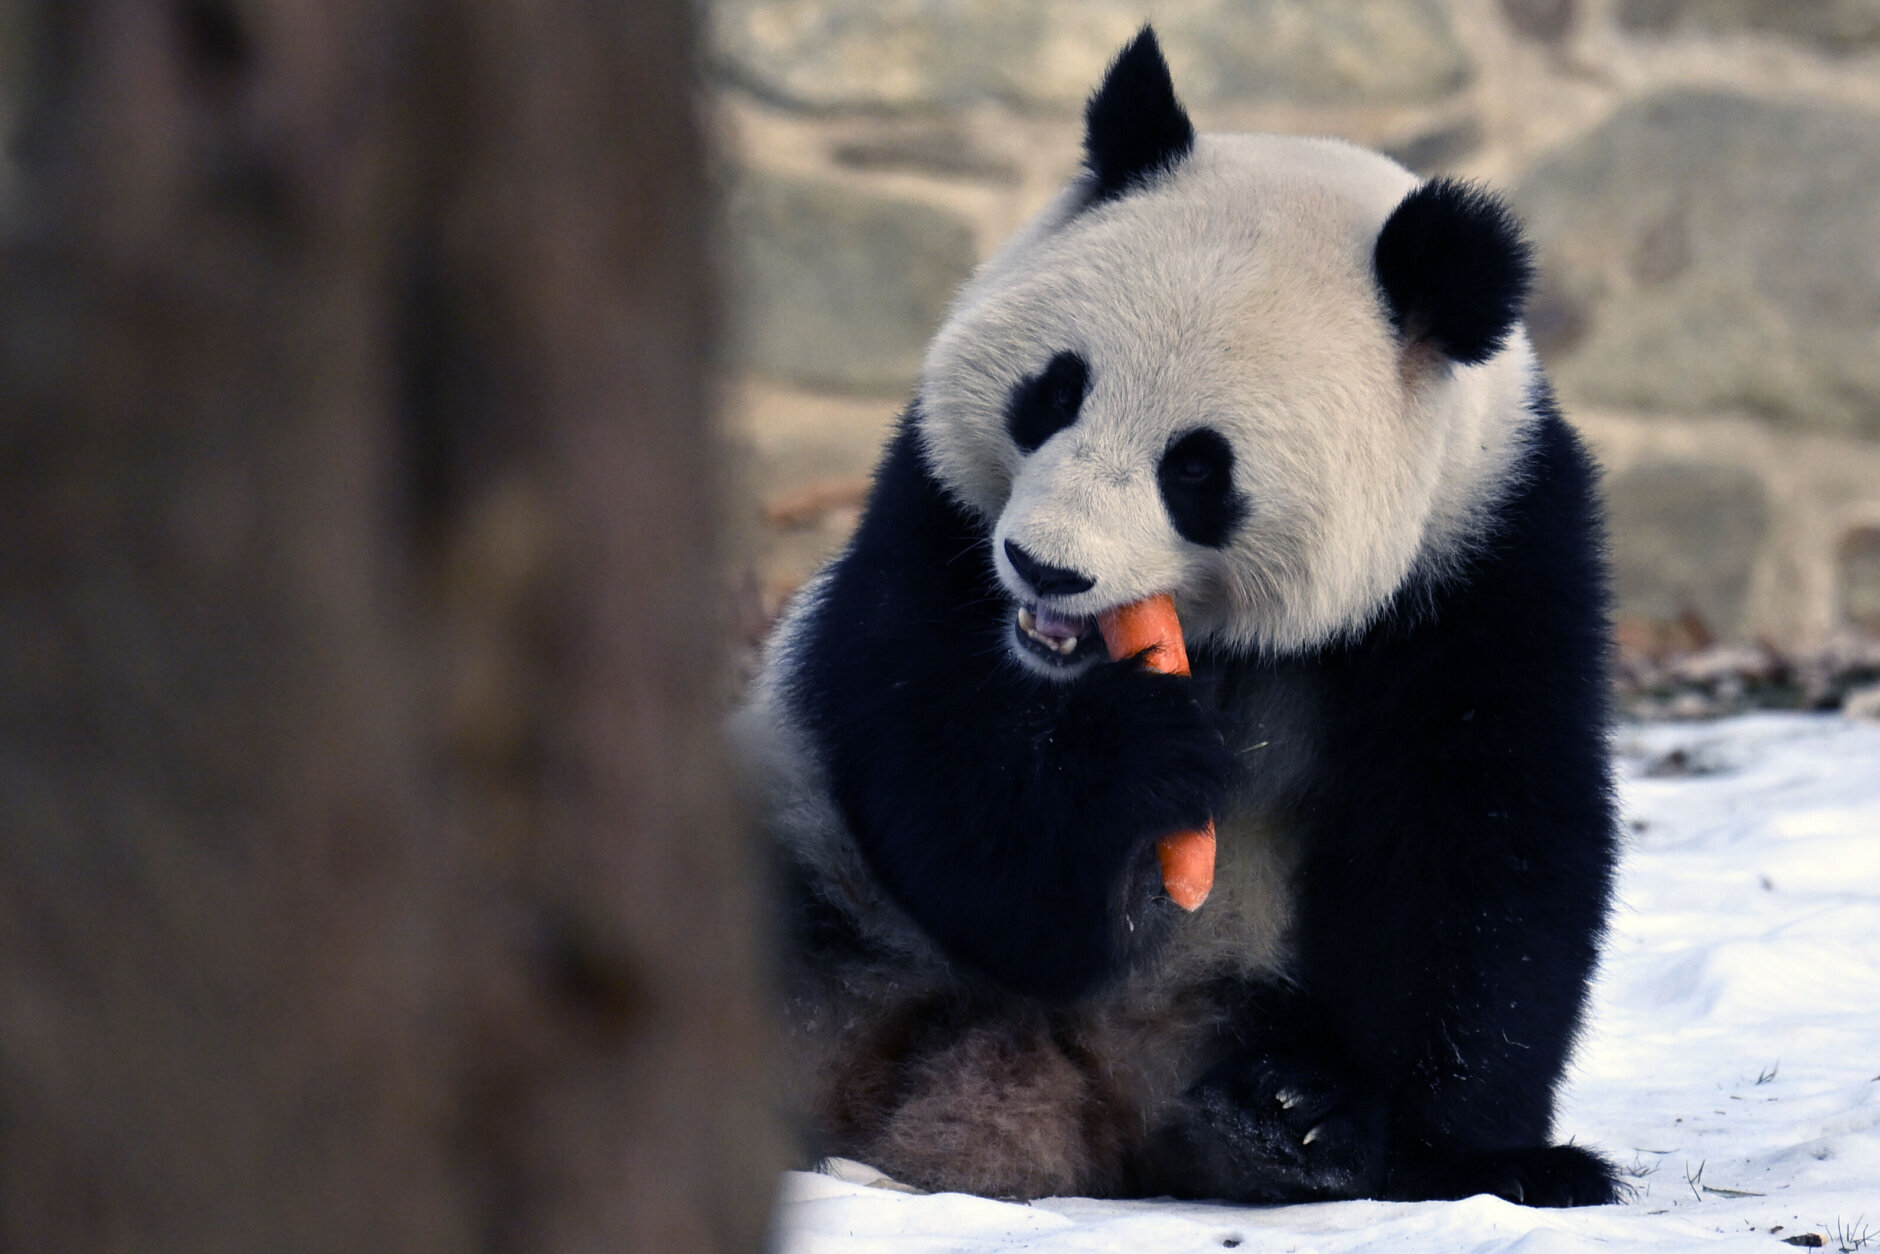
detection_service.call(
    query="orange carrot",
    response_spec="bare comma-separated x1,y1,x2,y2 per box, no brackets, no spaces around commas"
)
1097,595,1191,676
1096,595,1218,912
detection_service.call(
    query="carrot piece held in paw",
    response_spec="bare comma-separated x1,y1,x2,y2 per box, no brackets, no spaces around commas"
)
1152,826,1217,913
1096,595,1218,912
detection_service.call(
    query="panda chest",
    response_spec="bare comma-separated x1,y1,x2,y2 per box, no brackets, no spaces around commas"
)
1154,665,1318,982
1160,805,1298,982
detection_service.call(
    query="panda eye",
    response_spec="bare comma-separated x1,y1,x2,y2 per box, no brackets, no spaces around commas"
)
1158,427,1248,549
1171,452,1213,484
1006,351,1090,453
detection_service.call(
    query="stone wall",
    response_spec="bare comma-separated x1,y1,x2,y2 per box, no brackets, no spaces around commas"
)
710,0,1880,667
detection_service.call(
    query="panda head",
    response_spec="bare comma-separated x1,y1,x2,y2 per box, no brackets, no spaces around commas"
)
915,27,1540,676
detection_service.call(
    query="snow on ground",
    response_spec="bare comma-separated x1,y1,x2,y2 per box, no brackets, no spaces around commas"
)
770,713,1880,1253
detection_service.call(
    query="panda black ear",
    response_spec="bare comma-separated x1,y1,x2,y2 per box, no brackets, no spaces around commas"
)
1374,179,1534,366
1083,26,1195,205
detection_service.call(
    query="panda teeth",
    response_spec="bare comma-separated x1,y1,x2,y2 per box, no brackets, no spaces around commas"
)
1017,606,1082,655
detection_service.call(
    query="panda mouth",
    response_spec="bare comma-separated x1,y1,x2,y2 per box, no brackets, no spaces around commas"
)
1014,602,1100,666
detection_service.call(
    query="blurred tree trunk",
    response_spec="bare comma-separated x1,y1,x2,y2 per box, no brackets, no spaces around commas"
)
0,1,781,1251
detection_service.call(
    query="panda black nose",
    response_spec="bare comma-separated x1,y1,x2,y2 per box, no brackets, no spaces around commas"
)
1003,540,1096,598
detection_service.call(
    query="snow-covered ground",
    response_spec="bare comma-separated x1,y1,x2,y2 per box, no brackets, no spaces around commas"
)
771,713,1880,1253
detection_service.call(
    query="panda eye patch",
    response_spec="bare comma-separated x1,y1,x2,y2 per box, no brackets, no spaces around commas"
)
1158,427,1248,548
1006,351,1090,453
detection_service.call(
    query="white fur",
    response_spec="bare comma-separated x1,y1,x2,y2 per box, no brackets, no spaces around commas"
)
919,134,1540,657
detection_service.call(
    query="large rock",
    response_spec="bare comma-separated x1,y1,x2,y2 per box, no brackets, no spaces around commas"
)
708,0,1469,113
725,171,978,395
1617,0,1880,52
1501,0,1578,45
1606,462,1770,637
1516,92,1880,439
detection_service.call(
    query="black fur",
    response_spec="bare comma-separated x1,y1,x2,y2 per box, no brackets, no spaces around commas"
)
781,387,1619,1205
1007,351,1090,453
1082,27,1195,205
1374,179,1535,365
789,417,1236,1002
1158,427,1249,548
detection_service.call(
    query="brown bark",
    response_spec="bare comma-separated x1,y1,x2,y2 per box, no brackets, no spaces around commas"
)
0,1,780,1251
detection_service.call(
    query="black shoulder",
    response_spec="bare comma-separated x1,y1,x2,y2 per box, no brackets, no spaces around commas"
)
1499,388,1609,625
803,411,990,624
1373,389,1610,719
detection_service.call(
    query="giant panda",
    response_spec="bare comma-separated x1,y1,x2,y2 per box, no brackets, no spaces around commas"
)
735,27,1620,1209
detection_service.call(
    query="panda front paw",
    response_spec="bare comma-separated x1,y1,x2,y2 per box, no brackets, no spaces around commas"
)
870,654,1236,1002
1055,658,1235,847
1389,1143,1622,1208
1142,1052,1386,1203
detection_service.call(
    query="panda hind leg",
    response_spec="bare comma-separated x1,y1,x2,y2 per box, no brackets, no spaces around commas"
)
836,1011,1128,1201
